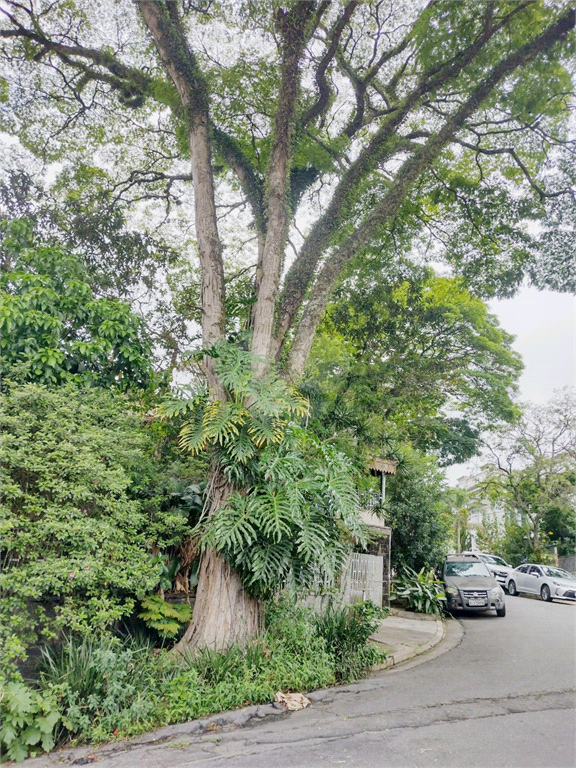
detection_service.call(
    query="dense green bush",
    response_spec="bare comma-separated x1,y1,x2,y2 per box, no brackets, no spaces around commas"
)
392,567,446,615
39,634,160,744
385,448,450,573
313,601,387,681
3,599,385,760
0,219,154,390
0,383,190,673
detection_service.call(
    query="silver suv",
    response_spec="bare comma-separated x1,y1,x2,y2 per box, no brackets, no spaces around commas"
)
461,551,514,589
443,554,506,617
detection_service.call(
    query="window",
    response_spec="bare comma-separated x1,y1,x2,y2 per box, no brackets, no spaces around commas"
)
444,562,491,578
529,566,542,577
542,566,574,580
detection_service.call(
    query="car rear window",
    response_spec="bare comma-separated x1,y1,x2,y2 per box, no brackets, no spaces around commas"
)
444,562,491,577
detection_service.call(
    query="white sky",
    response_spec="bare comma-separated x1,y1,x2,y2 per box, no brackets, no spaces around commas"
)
445,286,576,486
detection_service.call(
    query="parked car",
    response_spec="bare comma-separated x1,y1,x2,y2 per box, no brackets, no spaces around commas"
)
461,551,515,589
506,564,576,602
442,554,506,616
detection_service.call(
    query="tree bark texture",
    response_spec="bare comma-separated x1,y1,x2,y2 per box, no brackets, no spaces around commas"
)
175,547,261,651
250,2,315,365
140,1,226,396
173,466,261,651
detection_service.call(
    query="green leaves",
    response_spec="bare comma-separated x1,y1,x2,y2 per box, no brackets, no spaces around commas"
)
161,343,308,463
205,428,365,599
138,595,192,639
392,567,446,615
158,345,366,599
0,221,154,391
0,681,61,762
0,383,182,672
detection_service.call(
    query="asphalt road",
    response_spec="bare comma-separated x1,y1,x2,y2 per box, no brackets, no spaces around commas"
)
28,595,576,768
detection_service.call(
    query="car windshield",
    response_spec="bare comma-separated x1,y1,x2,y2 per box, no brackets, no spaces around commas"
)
490,556,509,567
541,566,575,580
444,562,491,577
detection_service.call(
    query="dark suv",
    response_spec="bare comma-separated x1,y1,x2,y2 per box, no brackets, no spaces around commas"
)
443,554,506,617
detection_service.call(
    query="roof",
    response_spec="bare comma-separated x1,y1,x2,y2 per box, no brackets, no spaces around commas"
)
445,553,481,562
367,457,397,475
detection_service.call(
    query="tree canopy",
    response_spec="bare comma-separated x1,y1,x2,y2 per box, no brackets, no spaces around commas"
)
481,390,576,558
305,261,522,465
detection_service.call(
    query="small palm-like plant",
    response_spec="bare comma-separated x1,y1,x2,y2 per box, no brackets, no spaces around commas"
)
391,567,446,615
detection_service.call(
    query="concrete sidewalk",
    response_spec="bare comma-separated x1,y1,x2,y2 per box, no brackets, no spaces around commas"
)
370,607,445,669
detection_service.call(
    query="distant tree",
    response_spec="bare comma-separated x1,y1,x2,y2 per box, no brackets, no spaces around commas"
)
384,447,449,573
481,390,576,557
305,266,522,465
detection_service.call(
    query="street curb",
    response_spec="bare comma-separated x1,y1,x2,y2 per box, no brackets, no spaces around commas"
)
370,614,446,672
24,702,291,766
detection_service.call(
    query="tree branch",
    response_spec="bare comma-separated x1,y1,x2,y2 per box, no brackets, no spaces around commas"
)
250,1,316,365
274,3,528,357
140,0,226,394
284,7,576,382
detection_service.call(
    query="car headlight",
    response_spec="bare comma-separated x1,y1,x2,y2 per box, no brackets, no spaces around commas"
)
490,586,502,598
445,586,459,597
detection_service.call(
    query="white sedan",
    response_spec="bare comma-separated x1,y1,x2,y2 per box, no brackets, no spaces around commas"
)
506,564,576,603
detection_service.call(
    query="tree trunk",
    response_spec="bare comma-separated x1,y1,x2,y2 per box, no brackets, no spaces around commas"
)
174,547,260,651
173,467,260,652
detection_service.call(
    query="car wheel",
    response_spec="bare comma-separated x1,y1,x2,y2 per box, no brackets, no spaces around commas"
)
496,605,506,617
508,580,518,596
541,584,552,602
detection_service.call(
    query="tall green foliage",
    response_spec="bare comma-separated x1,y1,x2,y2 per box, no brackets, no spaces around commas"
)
0,383,188,672
0,219,154,390
385,448,450,573
161,344,366,597
306,267,522,466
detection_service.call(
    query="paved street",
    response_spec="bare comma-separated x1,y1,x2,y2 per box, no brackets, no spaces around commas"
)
28,595,575,768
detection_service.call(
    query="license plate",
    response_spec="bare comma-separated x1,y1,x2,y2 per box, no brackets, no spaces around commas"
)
468,598,486,606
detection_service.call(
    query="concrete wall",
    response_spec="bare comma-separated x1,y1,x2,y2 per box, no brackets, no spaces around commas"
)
559,555,576,575
341,553,384,606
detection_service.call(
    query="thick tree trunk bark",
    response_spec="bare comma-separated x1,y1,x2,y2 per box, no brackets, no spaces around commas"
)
174,467,261,652
175,548,260,651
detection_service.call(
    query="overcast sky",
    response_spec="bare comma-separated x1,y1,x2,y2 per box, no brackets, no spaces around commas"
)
446,286,576,486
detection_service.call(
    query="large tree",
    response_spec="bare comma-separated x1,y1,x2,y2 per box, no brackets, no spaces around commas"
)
1,0,574,648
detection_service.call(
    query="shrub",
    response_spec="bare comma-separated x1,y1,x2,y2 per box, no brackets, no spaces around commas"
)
313,600,387,681
39,634,160,743
0,383,190,672
29,598,386,752
0,680,61,762
392,567,446,615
